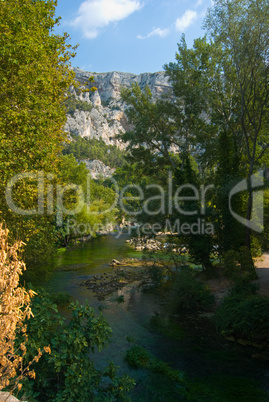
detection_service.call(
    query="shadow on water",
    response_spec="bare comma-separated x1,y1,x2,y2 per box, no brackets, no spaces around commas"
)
40,234,269,401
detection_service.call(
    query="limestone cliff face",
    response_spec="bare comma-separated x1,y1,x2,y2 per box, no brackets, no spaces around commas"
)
81,159,115,180
64,68,172,148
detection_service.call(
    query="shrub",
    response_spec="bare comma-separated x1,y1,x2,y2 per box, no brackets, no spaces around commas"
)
172,268,215,312
0,224,39,394
215,293,269,344
125,346,151,369
223,247,257,283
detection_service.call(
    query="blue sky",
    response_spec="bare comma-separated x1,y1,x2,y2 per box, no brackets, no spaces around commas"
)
55,0,213,74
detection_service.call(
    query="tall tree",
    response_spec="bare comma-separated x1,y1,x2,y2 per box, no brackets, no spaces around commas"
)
0,0,76,268
204,0,269,248
165,0,269,253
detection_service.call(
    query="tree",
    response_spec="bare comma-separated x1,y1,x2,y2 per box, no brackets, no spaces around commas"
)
204,0,269,249
120,71,216,268
121,83,181,172
0,0,76,269
165,0,269,255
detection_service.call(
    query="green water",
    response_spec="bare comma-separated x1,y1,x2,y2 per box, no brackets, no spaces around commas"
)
42,233,140,297
41,234,269,401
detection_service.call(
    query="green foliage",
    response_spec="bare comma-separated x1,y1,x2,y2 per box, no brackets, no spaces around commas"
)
215,291,269,344
49,291,71,307
63,137,126,168
125,346,184,382
223,246,257,283
55,154,116,245
64,94,93,116
0,0,76,272
204,0,269,249
214,131,244,254
125,346,151,369
120,83,181,172
228,282,259,299
18,290,134,401
172,268,215,312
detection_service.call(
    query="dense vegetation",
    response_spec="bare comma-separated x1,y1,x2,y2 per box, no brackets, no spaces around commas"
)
215,289,269,345
63,137,126,168
119,0,269,267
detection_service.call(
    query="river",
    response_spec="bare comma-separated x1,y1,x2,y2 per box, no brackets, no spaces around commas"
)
41,233,269,401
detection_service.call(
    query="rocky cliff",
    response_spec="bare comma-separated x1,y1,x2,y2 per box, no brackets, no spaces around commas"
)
81,159,115,180
64,68,172,178
65,68,172,147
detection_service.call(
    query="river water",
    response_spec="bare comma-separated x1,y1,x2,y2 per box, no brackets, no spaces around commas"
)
42,233,269,401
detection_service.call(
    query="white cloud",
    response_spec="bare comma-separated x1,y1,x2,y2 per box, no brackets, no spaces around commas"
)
70,0,143,39
137,27,170,40
175,9,198,32
195,0,203,7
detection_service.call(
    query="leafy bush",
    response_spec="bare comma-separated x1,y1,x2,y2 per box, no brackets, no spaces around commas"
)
172,268,215,312
223,247,257,283
215,293,269,344
125,346,151,369
0,224,37,393
18,290,134,401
